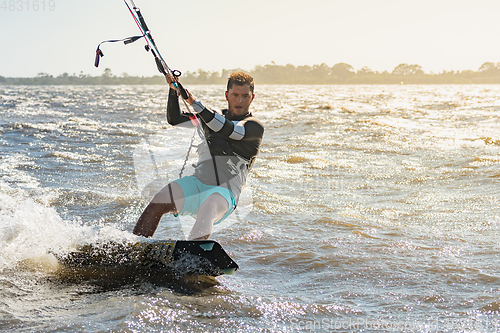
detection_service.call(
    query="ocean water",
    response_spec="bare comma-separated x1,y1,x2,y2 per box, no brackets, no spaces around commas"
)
0,84,500,332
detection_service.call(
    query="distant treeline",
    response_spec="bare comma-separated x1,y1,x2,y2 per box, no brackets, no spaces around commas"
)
3,62,500,85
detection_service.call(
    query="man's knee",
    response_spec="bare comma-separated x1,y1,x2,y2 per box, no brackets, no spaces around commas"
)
152,182,183,212
146,201,175,216
151,191,170,205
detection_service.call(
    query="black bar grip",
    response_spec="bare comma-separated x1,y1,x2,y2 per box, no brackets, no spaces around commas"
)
136,10,150,32
177,82,189,100
94,49,102,67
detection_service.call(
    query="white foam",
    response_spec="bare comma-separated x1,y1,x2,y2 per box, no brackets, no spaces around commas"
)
0,191,73,271
0,181,138,273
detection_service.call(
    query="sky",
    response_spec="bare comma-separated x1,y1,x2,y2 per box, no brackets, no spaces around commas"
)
1,0,500,77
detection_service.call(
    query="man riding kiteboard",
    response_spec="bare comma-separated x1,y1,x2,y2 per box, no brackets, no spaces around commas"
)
133,71,264,240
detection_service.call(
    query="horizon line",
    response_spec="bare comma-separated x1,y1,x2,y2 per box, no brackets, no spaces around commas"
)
2,61,499,79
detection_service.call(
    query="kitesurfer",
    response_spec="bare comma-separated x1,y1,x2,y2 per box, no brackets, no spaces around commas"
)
133,72,264,240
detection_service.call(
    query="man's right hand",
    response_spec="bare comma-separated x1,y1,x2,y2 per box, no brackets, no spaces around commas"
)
165,72,178,91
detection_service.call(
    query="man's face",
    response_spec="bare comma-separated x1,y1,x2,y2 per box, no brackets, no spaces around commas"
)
225,84,255,117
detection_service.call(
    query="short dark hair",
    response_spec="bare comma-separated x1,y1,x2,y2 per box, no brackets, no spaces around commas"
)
227,71,254,94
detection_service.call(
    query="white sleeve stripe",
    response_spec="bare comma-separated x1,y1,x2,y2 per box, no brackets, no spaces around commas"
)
206,112,225,132
229,121,245,140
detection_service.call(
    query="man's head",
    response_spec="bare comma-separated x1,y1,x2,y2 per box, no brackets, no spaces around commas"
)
225,72,255,117
227,71,254,94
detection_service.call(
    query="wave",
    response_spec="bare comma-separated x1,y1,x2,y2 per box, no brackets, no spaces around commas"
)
0,181,137,273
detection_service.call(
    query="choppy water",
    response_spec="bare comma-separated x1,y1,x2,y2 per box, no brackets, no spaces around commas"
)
1,84,500,332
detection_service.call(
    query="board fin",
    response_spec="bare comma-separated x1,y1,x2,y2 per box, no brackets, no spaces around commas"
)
199,242,215,251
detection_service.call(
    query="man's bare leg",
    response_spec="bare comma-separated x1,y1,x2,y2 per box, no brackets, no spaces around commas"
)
188,193,228,240
133,182,184,237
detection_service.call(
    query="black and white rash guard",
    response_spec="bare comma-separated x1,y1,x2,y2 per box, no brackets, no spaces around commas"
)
166,88,264,202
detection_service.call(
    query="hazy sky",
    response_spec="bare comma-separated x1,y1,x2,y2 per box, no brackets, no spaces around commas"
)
1,0,500,77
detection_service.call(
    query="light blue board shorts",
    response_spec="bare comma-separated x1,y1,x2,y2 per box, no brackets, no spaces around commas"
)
173,176,236,225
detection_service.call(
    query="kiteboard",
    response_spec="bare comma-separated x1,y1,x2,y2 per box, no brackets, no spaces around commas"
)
55,240,238,277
